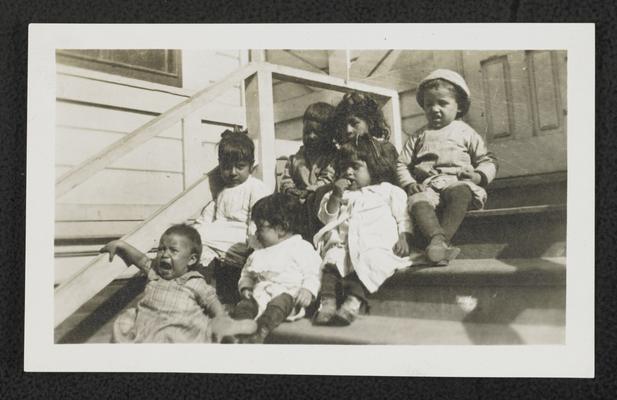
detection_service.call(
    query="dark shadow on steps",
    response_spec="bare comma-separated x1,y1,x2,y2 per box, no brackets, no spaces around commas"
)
55,276,146,344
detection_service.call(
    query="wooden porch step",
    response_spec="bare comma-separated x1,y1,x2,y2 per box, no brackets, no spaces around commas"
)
369,257,565,325
267,315,564,345
54,258,565,344
453,204,566,259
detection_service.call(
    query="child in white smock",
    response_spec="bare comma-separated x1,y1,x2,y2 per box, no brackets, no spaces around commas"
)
231,193,322,343
312,136,414,326
193,129,270,304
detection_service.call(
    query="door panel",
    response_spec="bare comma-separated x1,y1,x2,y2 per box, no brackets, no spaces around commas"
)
461,50,566,178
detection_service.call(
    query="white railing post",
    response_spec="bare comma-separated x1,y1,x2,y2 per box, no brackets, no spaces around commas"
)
383,94,403,151
181,115,204,189
244,68,276,192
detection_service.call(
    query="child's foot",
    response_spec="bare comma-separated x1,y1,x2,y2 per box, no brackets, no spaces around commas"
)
426,235,456,264
210,316,257,343
237,325,270,344
332,295,362,326
433,245,461,266
312,296,337,326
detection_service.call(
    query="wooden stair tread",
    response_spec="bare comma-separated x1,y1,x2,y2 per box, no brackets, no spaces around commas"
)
381,257,566,287
267,315,564,345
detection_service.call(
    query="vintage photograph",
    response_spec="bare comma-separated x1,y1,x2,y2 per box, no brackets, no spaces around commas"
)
25,24,594,376
53,48,567,345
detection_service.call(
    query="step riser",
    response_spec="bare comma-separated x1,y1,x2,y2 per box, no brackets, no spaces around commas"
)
453,211,566,259
367,286,565,325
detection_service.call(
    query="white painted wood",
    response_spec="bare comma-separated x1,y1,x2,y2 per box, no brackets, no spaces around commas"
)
54,173,215,327
264,62,398,98
267,50,326,75
383,94,403,151
55,203,162,222
57,64,195,97
249,50,267,62
56,63,258,198
58,66,244,124
56,128,183,173
56,169,184,205
181,50,242,92
245,69,277,191
367,50,404,78
273,81,313,103
181,115,205,189
55,220,141,240
56,103,182,138
327,50,348,79
273,90,343,123
350,50,390,78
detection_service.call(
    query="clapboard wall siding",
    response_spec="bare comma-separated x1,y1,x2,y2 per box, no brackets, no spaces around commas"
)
56,169,184,205
56,127,183,173
56,102,183,139
55,51,247,241
56,204,163,222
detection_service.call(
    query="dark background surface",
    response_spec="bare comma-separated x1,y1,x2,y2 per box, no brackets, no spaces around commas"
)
1,0,615,398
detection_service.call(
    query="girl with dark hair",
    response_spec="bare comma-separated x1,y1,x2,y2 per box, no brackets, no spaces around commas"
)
312,135,414,326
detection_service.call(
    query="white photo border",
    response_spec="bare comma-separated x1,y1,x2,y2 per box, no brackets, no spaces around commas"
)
26,23,595,377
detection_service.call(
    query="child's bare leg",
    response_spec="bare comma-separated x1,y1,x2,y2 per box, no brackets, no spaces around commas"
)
440,184,473,241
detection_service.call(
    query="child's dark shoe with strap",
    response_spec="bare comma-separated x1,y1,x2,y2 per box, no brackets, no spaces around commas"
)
333,295,363,326
312,296,337,326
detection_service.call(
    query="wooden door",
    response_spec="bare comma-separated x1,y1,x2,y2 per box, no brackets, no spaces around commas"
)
461,50,567,178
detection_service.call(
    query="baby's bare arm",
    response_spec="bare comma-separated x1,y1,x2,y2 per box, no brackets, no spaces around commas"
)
100,240,150,273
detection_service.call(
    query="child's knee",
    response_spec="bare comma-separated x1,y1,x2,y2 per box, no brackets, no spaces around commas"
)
408,194,434,214
442,184,473,205
269,293,294,311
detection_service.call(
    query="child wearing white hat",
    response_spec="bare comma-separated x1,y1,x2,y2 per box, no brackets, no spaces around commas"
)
396,69,498,265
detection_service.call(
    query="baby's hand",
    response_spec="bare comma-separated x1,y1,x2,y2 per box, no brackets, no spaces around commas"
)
295,288,313,308
333,178,351,196
393,232,412,257
241,288,254,300
406,183,425,196
99,240,125,262
457,168,482,185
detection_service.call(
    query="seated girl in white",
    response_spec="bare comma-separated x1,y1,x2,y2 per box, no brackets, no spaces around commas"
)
312,136,415,326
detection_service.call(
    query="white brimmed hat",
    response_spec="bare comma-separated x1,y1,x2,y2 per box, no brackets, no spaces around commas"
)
416,69,471,116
